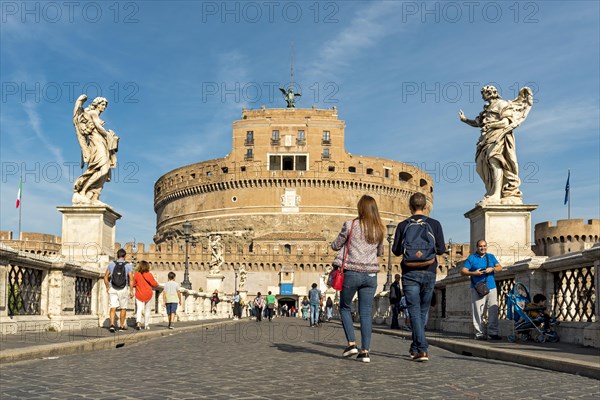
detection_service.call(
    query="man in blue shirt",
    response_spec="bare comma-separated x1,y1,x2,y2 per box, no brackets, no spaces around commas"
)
308,283,322,327
461,240,503,340
103,248,134,332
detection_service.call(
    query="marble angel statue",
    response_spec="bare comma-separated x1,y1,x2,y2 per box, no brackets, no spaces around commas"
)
459,85,533,205
72,95,119,205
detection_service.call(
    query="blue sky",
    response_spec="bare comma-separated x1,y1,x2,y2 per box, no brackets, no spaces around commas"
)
1,1,599,247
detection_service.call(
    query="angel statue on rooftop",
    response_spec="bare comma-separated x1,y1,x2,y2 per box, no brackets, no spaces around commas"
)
72,94,119,206
279,87,301,108
459,85,533,206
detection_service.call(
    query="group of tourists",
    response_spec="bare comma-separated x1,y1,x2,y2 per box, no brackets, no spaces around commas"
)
103,248,181,332
329,193,446,363
240,288,335,326
333,193,513,364
102,192,513,364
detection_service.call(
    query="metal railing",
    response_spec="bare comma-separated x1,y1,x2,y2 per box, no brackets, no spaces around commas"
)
554,266,596,322
75,277,93,315
7,265,42,316
496,278,515,320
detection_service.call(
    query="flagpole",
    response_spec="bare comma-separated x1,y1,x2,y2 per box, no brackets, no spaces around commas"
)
18,173,22,240
568,170,571,220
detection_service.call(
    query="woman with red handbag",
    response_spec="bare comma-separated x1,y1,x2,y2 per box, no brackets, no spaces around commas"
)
331,195,385,363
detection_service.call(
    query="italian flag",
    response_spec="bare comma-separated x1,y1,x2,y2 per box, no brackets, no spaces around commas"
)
16,177,22,208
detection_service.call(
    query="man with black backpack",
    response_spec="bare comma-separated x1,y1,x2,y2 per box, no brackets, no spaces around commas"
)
103,248,134,332
392,193,445,362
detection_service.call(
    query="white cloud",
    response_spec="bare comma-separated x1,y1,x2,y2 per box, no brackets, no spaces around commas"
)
307,2,405,81
22,102,66,165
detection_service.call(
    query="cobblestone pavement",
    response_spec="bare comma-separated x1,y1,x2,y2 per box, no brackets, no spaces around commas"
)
0,318,598,399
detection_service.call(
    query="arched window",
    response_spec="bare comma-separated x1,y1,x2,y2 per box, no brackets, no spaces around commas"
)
399,172,412,182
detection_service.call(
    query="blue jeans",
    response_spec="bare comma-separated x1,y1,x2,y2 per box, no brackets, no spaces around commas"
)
310,303,320,325
402,270,436,353
339,270,377,351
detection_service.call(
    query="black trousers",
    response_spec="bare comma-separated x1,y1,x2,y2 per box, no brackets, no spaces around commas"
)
390,303,400,329
255,307,262,321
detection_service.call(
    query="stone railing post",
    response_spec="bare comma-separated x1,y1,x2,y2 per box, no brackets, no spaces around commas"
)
46,269,65,327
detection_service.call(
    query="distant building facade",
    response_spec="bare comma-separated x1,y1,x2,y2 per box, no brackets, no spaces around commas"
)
150,106,435,298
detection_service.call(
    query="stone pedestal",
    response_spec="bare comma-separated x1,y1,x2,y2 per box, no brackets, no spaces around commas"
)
464,204,537,266
57,205,121,267
206,274,224,294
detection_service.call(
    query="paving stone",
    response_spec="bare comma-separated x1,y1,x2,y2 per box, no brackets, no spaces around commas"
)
0,319,598,399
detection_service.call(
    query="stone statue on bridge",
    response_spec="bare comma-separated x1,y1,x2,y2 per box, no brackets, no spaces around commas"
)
459,85,533,206
72,95,119,206
209,234,224,275
238,265,247,290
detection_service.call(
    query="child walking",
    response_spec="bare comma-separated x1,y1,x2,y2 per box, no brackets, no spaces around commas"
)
163,272,182,329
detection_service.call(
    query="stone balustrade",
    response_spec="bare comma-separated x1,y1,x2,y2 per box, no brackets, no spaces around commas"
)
367,243,599,348
0,244,232,334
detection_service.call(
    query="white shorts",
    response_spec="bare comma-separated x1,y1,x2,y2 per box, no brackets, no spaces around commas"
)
109,287,129,309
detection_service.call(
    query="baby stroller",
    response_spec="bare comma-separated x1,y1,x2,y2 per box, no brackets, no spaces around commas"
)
506,282,559,343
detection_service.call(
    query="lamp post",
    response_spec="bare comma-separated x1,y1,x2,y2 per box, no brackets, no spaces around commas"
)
181,221,192,290
448,238,453,268
233,264,239,293
383,221,396,291
131,238,138,269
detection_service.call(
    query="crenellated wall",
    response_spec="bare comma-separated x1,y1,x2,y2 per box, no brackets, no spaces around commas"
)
0,231,62,258
534,219,600,257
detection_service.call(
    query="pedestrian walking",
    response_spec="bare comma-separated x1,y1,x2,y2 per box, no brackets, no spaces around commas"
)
461,239,503,340
389,274,402,329
233,291,241,320
266,291,276,321
163,272,182,329
301,296,310,320
133,260,159,330
308,283,322,327
392,192,446,362
253,292,264,322
211,290,220,314
333,195,385,363
103,248,134,332
325,296,333,321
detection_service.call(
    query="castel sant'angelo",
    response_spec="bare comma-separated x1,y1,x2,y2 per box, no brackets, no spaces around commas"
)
149,103,436,302
2,101,598,308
